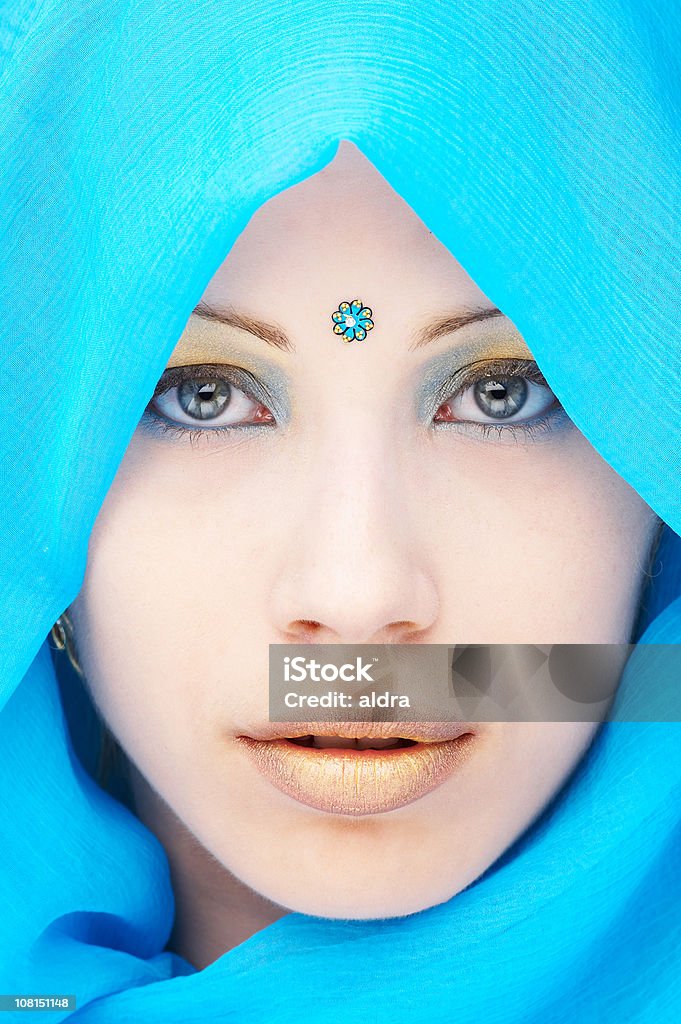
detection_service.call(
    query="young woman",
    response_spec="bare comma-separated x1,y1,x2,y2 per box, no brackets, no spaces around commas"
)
1,2,679,1021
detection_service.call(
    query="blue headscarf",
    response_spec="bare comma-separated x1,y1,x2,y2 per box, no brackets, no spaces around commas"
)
1,1,680,1020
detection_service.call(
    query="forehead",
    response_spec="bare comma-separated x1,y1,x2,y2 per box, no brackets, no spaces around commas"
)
200,142,490,314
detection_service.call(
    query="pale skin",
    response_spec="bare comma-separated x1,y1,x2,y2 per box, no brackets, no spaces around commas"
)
67,141,661,971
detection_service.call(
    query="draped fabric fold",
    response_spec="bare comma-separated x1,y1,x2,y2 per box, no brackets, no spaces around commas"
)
1,1,680,1020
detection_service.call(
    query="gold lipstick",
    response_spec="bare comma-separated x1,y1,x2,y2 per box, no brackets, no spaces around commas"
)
235,721,477,816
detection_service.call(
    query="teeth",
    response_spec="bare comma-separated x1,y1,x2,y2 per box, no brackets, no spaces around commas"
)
288,735,413,750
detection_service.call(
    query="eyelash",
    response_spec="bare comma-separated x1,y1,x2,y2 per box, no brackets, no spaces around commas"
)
140,358,566,446
141,364,276,448
430,357,567,444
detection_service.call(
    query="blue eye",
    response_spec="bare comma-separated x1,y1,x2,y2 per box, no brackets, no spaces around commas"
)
432,358,569,443
140,364,276,443
140,358,569,449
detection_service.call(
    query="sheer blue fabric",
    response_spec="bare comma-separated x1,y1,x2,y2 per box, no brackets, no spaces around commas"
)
1,1,680,1020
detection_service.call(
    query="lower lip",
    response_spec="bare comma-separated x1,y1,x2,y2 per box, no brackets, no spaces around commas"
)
235,735,477,816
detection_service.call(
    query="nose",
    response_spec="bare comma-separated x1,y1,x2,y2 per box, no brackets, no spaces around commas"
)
268,432,439,644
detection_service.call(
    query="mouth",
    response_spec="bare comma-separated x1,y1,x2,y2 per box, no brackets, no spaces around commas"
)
235,722,477,816
238,720,473,743
287,734,419,750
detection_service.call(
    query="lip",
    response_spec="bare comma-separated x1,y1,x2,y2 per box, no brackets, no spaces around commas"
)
234,721,477,816
239,720,474,743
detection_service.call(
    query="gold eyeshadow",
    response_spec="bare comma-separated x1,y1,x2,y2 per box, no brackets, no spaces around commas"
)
165,314,289,370
165,309,536,426
164,315,292,417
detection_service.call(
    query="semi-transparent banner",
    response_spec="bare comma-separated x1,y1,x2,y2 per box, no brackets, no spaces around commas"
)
269,644,681,723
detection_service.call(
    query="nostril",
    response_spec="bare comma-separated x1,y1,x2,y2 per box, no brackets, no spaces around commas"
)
285,620,324,641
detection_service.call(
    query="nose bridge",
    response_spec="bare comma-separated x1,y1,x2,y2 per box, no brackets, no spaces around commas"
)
269,413,439,642
307,406,402,557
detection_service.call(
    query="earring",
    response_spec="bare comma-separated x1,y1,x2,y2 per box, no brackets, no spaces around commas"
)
50,612,84,677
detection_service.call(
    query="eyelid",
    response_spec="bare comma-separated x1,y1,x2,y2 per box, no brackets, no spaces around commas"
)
432,357,551,411
149,357,554,434
151,362,278,417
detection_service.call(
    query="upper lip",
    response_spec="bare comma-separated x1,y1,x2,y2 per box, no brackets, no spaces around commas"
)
236,721,476,743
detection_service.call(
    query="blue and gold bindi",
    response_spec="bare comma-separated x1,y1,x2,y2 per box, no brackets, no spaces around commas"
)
331,299,374,342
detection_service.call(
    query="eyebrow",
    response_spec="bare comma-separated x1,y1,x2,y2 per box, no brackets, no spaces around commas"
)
192,301,293,351
409,306,506,349
191,300,506,352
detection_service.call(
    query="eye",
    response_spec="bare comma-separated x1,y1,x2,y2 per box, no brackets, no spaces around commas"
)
432,358,568,442
142,364,276,442
435,371,554,424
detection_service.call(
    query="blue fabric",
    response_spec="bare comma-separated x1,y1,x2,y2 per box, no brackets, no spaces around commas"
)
1,1,680,1020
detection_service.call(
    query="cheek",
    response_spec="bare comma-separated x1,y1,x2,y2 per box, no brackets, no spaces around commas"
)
68,437,271,775
420,430,656,641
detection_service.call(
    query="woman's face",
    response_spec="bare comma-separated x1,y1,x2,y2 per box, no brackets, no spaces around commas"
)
69,142,658,948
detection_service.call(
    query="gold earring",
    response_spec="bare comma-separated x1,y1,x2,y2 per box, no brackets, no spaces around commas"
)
50,612,84,677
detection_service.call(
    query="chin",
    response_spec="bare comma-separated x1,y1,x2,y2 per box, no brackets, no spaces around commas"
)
258,874,459,921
